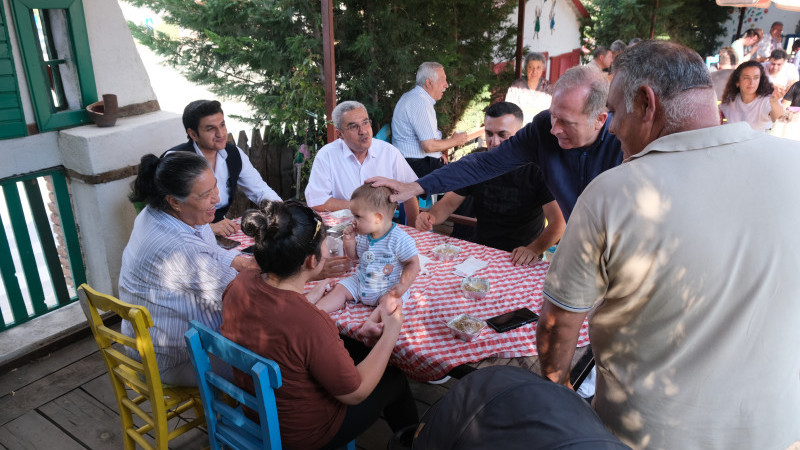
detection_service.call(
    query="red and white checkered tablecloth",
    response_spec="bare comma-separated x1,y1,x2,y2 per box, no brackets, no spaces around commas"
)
229,213,590,382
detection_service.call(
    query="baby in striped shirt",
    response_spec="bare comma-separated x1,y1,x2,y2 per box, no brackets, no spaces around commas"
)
315,184,420,338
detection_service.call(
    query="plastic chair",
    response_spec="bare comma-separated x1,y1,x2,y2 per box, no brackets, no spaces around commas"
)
77,284,205,450
395,201,407,225
185,321,355,450
375,123,391,142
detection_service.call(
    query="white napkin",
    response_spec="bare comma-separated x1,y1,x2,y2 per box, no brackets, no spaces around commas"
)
453,256,488,277
418,254,433,275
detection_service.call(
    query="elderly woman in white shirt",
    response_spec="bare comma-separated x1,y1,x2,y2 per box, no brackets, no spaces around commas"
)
720,60,785,131
505,52,553,124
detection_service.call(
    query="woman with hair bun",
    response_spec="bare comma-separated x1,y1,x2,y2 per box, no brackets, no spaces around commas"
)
221,201,418,450
119,152,258,386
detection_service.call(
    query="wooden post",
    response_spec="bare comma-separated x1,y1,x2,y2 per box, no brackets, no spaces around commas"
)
515,0,526,79
321,0,336,143
649,0,658,39
736,7,745,38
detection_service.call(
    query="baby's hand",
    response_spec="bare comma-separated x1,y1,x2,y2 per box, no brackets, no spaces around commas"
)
342,223,356,240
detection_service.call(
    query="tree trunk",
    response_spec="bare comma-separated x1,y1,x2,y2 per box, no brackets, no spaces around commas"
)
649,0,659,39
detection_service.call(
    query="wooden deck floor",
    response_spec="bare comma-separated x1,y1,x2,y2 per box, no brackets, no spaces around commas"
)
0,330,454,450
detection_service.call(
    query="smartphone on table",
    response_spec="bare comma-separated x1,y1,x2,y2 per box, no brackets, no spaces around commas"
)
486,307,539,333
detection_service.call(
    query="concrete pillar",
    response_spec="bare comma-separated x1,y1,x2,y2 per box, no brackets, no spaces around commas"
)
59,110,184,295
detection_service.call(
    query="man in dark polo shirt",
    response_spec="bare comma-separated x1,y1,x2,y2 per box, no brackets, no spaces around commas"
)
415,102,565,265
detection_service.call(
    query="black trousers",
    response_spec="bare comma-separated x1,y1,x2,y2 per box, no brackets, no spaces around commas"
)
405,156,444,179
321,337,419,449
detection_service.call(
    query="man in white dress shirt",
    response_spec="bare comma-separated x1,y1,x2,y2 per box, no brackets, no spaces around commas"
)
756,21,783,61
306,101,419,225
166,99,282,236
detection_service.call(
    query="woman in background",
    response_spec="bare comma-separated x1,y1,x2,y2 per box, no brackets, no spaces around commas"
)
505,52,552,124
720,60,784,131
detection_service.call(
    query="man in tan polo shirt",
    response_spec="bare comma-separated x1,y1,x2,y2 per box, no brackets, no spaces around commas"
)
537,40,800,449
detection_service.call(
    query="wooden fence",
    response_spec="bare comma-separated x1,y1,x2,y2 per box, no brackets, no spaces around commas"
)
225,128,297,218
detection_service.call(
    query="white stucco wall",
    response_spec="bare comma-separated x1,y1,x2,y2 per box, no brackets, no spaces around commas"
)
718,7,800,51
516,0,584,58
59,111,185,295
84,0,156,106
1,0,156,124
0,133,60,179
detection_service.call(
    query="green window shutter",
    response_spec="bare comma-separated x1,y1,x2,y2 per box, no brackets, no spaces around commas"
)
0,2,27,140
10,0,96,132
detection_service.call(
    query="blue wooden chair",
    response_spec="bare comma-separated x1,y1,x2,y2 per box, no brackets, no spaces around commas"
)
185,321,356,450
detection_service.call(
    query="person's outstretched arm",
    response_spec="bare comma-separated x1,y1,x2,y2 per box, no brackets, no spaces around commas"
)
370,115,544,201
415,192,465,231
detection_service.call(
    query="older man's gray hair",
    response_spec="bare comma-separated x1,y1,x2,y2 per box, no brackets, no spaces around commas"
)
416,62,444,87
610,40,627,55
612,40,713,133
553,65,609,120
332,100,368,130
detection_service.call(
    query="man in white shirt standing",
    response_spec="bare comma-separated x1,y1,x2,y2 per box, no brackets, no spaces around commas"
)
756,21,783,61
730,28,760,64
306,101,419,225
392,62,469,178
166,99,282,236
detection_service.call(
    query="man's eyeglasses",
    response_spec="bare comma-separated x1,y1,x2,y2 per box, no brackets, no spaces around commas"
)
343,119,371,132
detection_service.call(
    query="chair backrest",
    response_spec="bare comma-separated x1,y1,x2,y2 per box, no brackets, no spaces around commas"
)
375,123,392,142
78,283,169,415
185,320,283,450
78,283,204,450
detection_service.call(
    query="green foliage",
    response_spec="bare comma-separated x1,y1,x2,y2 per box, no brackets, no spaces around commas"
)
128,0,326,149
583,0,732,56
334,0,518,133
126,0,518,145
452,84,492,160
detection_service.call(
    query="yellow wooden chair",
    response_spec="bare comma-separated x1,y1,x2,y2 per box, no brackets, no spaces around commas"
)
78,283,205,449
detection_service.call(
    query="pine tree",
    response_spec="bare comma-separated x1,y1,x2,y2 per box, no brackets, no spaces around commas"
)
126,0,518,144
582,0,731,57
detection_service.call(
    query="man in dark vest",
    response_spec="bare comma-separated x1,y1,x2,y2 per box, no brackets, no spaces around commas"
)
166,100,281,236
